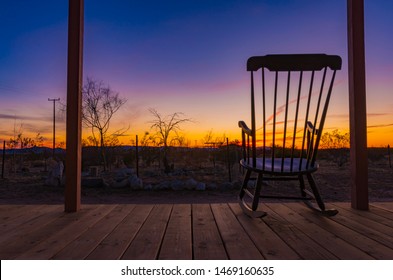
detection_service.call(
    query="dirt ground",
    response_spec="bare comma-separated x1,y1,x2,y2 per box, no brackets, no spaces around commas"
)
1,158,392,205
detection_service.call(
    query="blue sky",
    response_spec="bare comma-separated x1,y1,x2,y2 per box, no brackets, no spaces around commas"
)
0,0,392,146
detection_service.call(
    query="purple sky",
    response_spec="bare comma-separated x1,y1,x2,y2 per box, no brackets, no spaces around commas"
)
0,0,392,146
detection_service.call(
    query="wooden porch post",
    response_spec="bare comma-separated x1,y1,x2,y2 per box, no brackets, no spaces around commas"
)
65,0,84,212
347,0,369,210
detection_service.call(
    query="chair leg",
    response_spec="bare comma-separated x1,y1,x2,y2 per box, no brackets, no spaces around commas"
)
252,173,264,210
239,169,251,200
239,169,266,218
298,174,307,197
305,173,338,216
306,173,325,210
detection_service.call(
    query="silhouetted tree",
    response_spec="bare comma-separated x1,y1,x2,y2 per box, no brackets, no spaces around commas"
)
82,77,127,170
138,131,159,167
35,133,45,147
148,108,192,173
202,129,226,147
320,129,350,167
202,129,214,146
320,129,350,149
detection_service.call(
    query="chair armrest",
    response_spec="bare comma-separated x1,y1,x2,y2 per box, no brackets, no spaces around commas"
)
307,121,319,135
238,121,252,135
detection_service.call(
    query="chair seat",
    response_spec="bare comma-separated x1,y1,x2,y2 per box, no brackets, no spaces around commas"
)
241,157,318,175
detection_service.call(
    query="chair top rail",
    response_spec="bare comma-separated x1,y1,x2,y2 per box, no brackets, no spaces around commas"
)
247,54,342,72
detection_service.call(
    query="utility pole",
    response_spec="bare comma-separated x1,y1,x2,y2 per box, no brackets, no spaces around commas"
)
1,140,5,179
48,98,60,158
136,135,139,178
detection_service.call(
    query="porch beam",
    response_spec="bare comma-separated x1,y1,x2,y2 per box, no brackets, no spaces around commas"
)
347,0,368,210
65,0,84,212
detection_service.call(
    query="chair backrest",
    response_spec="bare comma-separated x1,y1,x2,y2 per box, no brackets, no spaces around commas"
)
243,54,342,173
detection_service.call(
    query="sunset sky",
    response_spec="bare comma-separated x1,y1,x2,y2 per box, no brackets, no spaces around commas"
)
0,0,392,147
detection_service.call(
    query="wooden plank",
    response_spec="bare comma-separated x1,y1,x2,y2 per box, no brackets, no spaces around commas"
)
327,203,393,250
289,202,393,259
0,205,55,232
87,204,153,260
229,203,301,260
371,202,393,213
0,205,31,220
333,202,393,227
14,205,117,259
0,204,98,259
192,204,228,260
52,204,135,259
0,205,63,244
211,203,264,259
0,205,47,228
369,204,393,221
272,203,373,259
121,204,172,260
1,203,392,260
263,203,337,259
159,204,192,260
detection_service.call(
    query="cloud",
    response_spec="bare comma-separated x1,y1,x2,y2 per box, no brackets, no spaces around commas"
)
0,113,50,122
367,123,393,129
329,113,391,119
0,130,12,140
329,113,348,119
368,113,391,117
22,123,53,134
0,114,22,120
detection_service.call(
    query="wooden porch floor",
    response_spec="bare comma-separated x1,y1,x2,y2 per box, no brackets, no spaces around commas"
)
1,202,393,260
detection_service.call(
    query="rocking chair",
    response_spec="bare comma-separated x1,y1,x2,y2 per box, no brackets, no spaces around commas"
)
238,54,342,217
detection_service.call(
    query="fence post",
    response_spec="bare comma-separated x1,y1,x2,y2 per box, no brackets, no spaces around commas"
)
388,144,391,168
227,138,232,182
1,140,5,179
136,135,139,177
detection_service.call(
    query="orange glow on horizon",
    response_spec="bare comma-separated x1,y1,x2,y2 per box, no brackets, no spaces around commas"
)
1,124,392,149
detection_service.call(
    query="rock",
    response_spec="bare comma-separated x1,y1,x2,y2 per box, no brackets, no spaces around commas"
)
111,178,129,188
196,182,206,191
155,181,170,190
170,180,185,191
54,161,64,179
144,184,153,191
44,160,64,187
129,175,143,190
114,168,135,182
115,170,127,182
185,178,198,190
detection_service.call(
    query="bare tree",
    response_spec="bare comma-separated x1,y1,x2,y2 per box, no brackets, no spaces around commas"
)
202,129,214,146
320,129,350,167
35,133,45,147
202,129,226,147
82,77,127,170
148,108,192,173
